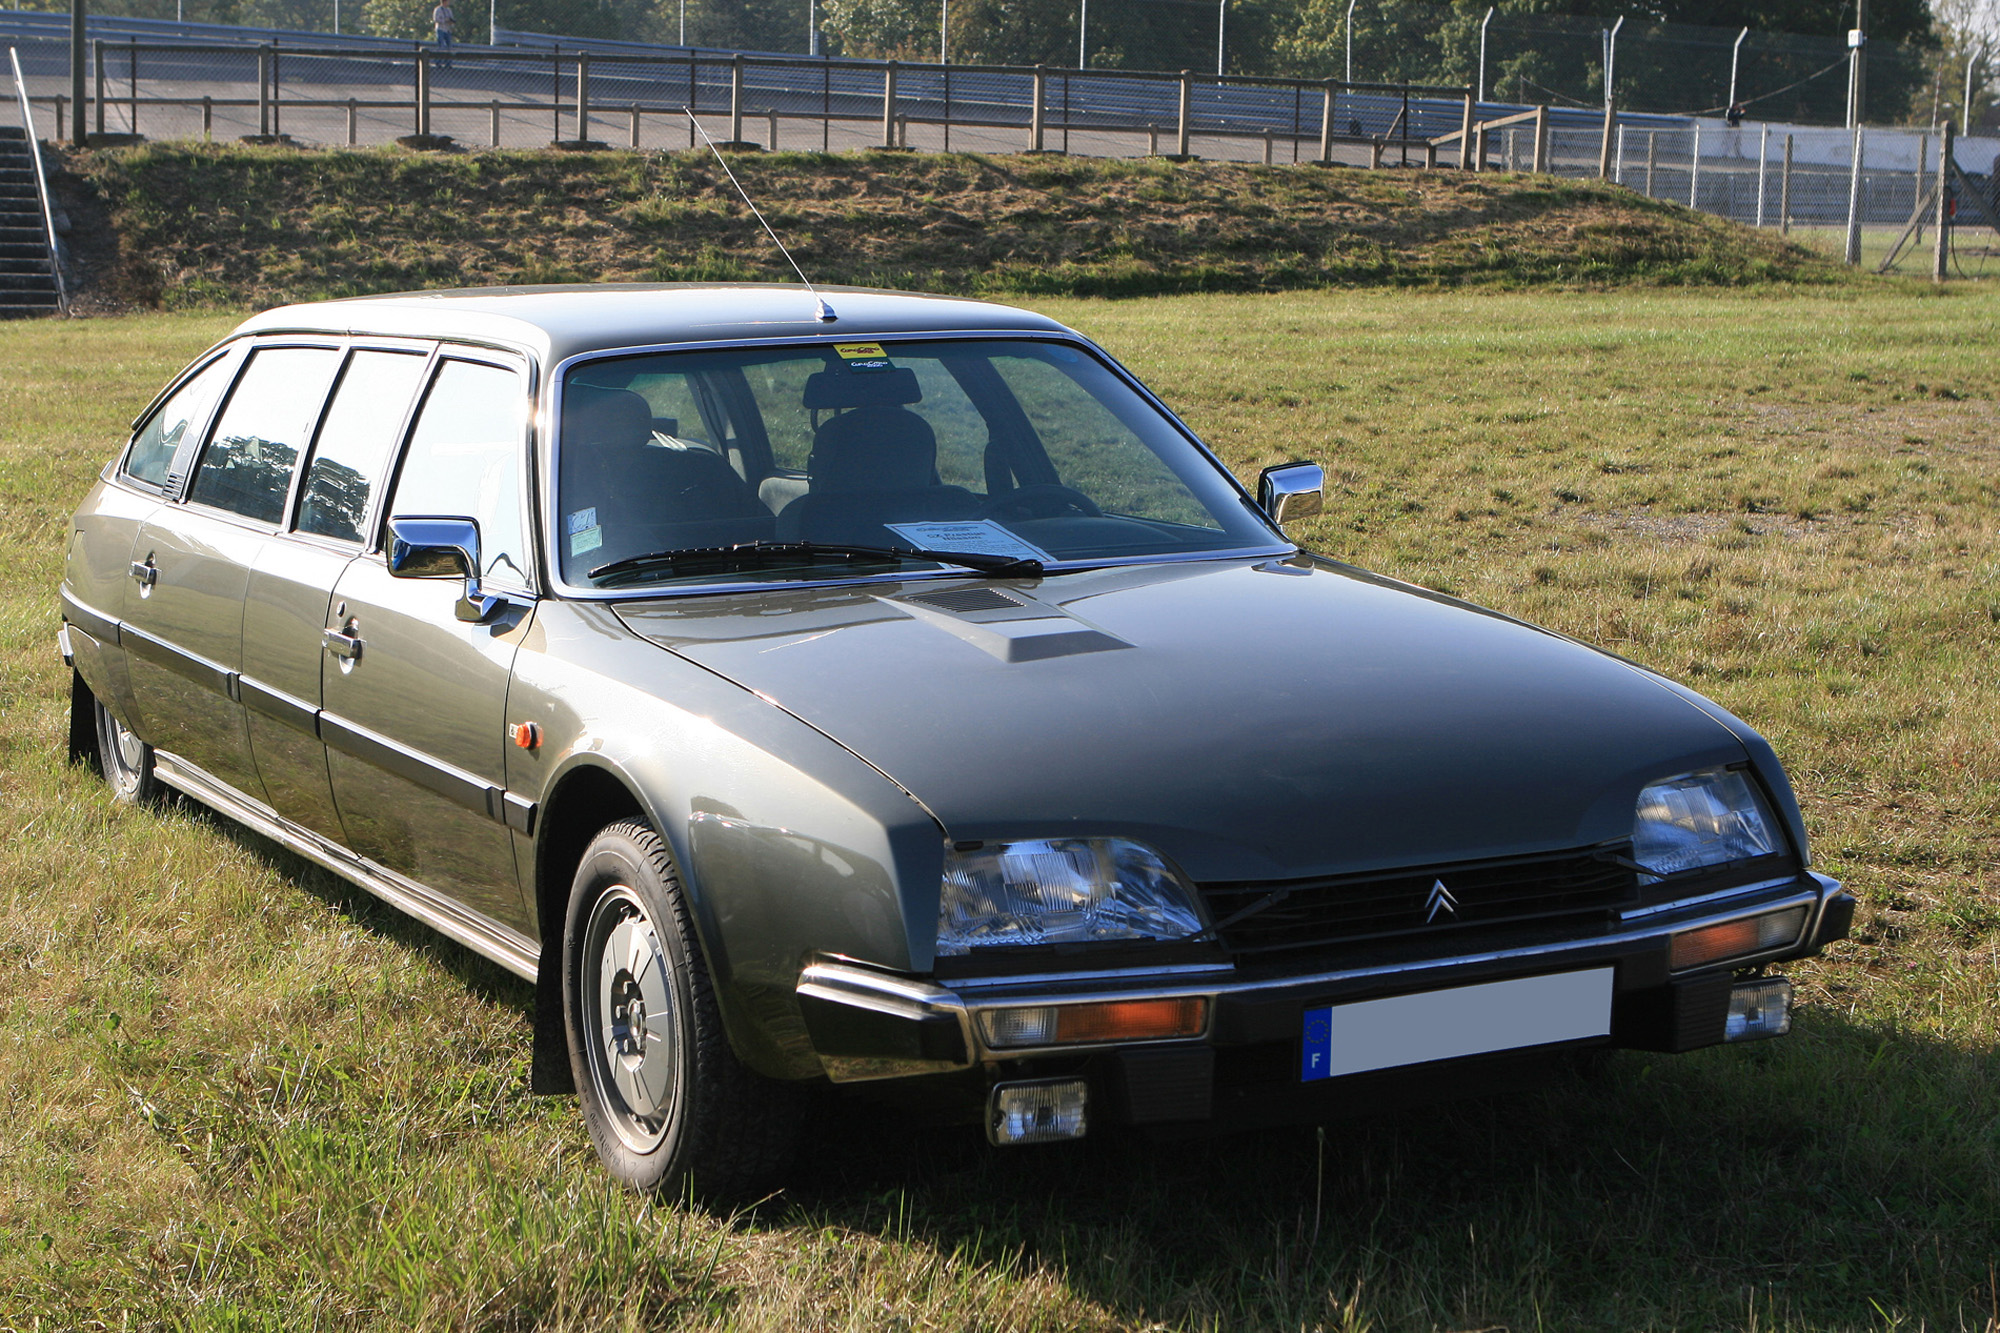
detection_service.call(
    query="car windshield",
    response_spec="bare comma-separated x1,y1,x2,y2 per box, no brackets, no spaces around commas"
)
554,337,1279,589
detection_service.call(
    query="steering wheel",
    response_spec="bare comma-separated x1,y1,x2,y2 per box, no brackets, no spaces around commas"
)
973,484,1102,521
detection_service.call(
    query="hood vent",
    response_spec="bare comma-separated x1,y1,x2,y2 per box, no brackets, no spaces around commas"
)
905,587,1026,615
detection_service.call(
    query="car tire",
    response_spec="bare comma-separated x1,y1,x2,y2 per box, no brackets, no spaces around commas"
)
562,819,802,1201
93,694,163,805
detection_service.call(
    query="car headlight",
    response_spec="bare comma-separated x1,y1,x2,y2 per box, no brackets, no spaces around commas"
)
936,838,1206,955
1632,768,1779,879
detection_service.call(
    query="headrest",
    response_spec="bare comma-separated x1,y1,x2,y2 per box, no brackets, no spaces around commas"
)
802,366,922,411
809,406,937,493
562,385,654,450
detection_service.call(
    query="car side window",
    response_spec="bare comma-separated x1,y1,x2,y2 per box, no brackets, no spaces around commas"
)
387,358,530,587
123,355,234,490
186,346,342,525
297,350,430,544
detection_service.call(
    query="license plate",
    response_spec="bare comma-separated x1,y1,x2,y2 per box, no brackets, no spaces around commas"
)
1300,967,1613,1082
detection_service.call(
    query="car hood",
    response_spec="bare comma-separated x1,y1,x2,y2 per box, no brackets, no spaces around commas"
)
615,557,1748,882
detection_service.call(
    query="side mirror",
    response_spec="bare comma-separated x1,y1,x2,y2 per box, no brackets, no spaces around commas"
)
387,516,503,623
1257,462,1325,527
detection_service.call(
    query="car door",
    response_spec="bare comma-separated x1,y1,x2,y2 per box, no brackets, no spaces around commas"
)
64,348,241,729
122,342,342,801
239,345,434,842
319,351,539,934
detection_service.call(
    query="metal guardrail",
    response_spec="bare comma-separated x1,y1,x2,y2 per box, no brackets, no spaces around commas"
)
7,45,65,314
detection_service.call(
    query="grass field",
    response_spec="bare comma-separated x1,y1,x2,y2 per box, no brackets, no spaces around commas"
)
3,282,1999,1331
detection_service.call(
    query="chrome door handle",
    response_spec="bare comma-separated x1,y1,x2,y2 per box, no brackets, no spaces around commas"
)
322,625,364,661
129,558,157,588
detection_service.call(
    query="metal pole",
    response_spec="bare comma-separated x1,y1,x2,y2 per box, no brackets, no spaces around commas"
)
1344,0,1356,84
271,44,281,138
1478,6,1492,103
1964,48,1979,128
1603,15,1623,110
1756,124,1768,225
93,37,103,137
1844,124,1863,263
416,48,428,137
1914,131,1926,232
1216,0,1225,77
1078,0,1086,70
1728,26,1747,112
809,0,818,56
1597,96,1615,178
1689,121,1700,208
1780,132,1792,233
1933,118,1951,279
1031,65,1045,151
1177,69,1191,157
126,36,134,136
730,53,743,143
1458,91,1472,169
69,0,84,145
941,0,948,63
577,51,589,143
1645,129,1655,195
1615,123,1624,183
882,59,896,148
1319,81,1332,162
489,0,495,45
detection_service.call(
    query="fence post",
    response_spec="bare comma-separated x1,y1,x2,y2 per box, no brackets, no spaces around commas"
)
1913,131,1926,231
202,95,213,141
1844,125,1863,264
731,54,745,145
1933,119,1952,281
1532,104,1547,173
770,108,780,150
491,100,501,147
272,45,283,138
1614,124,1625,182
1457,91,1472,169
1318,81,1333,163
1645,130,1656,195
1148,123,1158,155
551,47,561,144
127,37,137,137
416,49,431,137
577,52,590,143
1688,122,1700,209
252,45,268,137
1030,65,1045,151
1368,139,1381,167
631,104,641,149
1472,120,1484,171
1756,124,1769,226
1597,97,1616,178
1176,69,1191,158
1263,130,1272,165
54,94,65,143
882,60,897,148
346,96,357,145
94,39,105,138
1780,133,1792,234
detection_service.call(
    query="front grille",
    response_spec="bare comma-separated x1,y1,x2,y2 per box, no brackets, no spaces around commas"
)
1198,846,1641,959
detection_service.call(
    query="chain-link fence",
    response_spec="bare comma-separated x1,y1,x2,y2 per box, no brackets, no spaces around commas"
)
5,0,1989,130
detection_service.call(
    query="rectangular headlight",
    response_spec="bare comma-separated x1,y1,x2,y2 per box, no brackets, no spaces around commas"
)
937,837,1205,955
1633,768,1779,878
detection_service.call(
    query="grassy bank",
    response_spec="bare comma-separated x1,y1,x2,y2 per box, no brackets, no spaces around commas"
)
3,283,1999,1330
51,141,1842,311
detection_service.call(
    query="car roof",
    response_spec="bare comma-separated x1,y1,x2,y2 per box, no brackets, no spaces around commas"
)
229,284,1075,365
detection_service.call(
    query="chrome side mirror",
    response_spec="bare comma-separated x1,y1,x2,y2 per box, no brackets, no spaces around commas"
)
387,516,502,623
1257,462,1325,527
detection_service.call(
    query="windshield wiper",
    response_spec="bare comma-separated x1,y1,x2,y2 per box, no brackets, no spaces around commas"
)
589,540,1044,586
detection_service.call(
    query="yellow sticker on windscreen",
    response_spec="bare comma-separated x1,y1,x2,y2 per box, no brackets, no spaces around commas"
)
834,343,887,359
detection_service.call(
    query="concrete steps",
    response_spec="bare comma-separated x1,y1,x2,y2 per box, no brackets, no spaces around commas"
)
0,127,62,318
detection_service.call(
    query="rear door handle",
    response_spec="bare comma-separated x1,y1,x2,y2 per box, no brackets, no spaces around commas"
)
322,625,364,661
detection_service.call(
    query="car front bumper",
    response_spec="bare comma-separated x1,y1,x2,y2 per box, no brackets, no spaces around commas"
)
796,871,1855,1125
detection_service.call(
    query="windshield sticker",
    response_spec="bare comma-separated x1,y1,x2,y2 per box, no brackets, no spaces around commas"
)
569,524,603,557
883,521,1054,564
845,357,893,374
834,343,886,360
567,507,597,535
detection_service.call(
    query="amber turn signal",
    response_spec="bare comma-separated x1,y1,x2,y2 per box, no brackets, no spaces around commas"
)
980,997,1208,1049
1669,906,1807,971
511,721,540,750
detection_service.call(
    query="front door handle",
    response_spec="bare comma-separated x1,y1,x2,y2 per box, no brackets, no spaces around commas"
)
129,557,157,588
322,624,364,662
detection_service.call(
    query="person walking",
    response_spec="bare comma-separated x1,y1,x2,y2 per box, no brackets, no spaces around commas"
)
432,0,457,65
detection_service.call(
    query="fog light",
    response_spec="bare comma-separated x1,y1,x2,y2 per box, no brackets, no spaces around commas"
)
987,1079,1088,1146
1670,907,1807,971
1725,978,1793,1042
979,998,1208,1050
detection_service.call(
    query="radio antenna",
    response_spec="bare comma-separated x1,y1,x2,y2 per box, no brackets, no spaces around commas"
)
684,110,837,323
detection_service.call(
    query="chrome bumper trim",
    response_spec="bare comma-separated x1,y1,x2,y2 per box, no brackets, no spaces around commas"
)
797,872,1845,1074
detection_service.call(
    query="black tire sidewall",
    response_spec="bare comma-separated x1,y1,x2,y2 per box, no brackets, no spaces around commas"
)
562,821,703,1193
